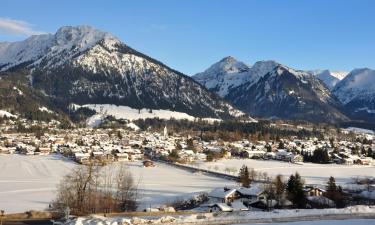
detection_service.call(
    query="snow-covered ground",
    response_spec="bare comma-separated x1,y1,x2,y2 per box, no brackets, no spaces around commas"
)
119,161,233,210
0,155,232,213
81,104,222,123
196,159,375,185
235,219,375,225
1,154,373,214
0,154,75,213
0,110,17,118
67,205,375,225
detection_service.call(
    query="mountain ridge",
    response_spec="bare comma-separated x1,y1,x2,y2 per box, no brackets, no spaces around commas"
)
0,26,250,122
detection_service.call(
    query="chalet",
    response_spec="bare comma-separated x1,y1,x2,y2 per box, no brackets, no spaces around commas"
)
230,201,249,211
38,146,51,155
208,188,242,203
243,150,265,159
115,153,129,161
304,186,326,197
237,185,264,205
74,152,91,163
208,203,233,212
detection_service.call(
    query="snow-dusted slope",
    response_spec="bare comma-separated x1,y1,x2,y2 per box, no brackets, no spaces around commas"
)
80,104,226,127
195,58,347,122
334,68,375,104
333,68,375,119
226,64,347,122
0,26,119,71
193,57,278,97
0,25,250,121
0,34,54,71
308,70,348,89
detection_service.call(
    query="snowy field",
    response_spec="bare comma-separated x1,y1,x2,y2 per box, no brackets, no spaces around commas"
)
73,104,224,127
234,219,375,225
67,205,375,225
1,154,374,213
124,161,233,209
197,159,375,185
0,155,232,213
0,154,76,213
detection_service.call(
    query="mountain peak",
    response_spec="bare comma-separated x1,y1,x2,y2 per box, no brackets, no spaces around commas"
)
213,56,249,74
220,56,237,62
54,25,119,50
0,25,122,71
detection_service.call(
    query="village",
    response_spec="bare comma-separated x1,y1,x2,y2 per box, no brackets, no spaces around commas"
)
0,116,375,214
0,118,374,166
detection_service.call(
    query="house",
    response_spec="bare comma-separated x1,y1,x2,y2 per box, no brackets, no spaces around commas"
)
208,203,233,212
115,153,129,161
208,188,242,203
38,147,51,155
304,186,326,197
74,152,91,163
243,150,265,159
230,201,249,211
237,185,265,205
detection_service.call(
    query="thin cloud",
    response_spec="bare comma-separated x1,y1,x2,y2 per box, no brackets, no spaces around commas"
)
0,17,45,36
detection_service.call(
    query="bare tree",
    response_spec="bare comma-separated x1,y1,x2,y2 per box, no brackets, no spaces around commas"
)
115,163,139,211
51,162,138,215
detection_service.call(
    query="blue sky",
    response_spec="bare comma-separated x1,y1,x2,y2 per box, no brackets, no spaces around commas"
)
1,0,374,75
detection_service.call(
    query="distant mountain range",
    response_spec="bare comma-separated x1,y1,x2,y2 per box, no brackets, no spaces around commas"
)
0,25,374,125
0,26,249,123
193,57,375,123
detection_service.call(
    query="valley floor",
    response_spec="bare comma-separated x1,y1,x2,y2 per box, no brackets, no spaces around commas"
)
0,155,374,213
0,155,231,213
196,158,375,185
233,219,375,225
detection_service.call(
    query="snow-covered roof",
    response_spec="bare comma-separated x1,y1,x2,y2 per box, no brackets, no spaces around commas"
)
238,185,263,196
211,203,233,212
208,188,237,199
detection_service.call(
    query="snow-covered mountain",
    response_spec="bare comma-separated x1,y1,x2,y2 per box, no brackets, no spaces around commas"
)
194,58,348,123
192,56,279,97
0,25,249,121
307,70,348,89
333,68,375,120
227,65,347,123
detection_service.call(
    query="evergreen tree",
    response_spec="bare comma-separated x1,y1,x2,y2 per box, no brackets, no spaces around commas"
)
286,172,306,208
238,165,251,188
326,176,337,193
324,176,344,207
